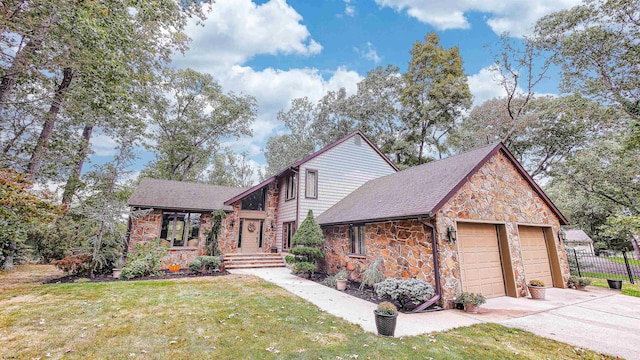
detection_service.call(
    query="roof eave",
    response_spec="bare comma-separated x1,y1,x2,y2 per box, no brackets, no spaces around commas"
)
318,213,434,227
223,176,276,205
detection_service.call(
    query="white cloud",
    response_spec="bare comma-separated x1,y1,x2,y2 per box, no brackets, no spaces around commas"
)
344,0,356,17
354,42,382,63
180,0,321,68
467,66,507,107
374,0,581,36
90,134,119,156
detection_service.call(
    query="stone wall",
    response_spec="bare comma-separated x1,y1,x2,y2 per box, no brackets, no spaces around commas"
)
322,219,436,284
436,150,570,301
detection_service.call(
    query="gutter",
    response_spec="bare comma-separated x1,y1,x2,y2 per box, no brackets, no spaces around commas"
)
414,218,441,312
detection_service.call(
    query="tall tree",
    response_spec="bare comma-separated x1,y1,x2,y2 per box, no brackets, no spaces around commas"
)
143,68,256,182
207,149,257,188
400,32,472,162
312,88,358,147
534,0,640,145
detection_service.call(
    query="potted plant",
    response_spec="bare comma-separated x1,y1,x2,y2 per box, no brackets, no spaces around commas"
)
527,279,546,300
607,278,623,290
335,269,348,291
374,301,398,337
457,292,486,314
112,258,125,279
568,276,591,290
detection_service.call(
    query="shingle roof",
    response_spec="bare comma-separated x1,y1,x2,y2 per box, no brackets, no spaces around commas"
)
565,229,593,243
129,178,248,212
316,143,569,226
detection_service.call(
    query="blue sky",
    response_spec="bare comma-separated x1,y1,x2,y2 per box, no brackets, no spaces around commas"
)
89,0,580,181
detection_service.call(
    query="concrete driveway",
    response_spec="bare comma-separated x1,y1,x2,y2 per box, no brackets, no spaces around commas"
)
232,268,640,359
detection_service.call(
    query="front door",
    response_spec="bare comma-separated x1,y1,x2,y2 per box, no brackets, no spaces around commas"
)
240,219,261,253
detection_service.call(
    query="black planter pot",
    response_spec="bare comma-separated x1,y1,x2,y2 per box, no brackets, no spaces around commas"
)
607,279,623,290
374,311,398,337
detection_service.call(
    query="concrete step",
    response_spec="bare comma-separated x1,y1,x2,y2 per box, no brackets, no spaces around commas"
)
223,253,285,269
225,262,285,269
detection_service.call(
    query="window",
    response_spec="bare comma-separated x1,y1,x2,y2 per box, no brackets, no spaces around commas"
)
160,212,201,247
258,220,264,248
242,188,266,211
285,174,296,200
237,219,244,247
350,225,366,255
305,169,317,199
283,222,296,249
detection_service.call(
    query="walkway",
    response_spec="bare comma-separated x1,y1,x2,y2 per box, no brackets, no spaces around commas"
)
231,267,640,359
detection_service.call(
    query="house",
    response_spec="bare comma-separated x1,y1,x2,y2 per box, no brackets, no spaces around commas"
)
127,132,571,308
316,142,571,305
564,229,595,254
127,131,398,267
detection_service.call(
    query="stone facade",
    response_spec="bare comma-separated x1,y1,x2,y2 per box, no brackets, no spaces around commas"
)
321,150,570,309
322,219,435,283
436,151,570,301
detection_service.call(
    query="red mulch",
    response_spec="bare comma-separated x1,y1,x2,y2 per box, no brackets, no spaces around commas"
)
44,269,230,284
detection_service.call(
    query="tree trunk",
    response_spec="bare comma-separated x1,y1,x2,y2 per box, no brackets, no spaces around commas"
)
0,39,42,110
631,235,640,260
27,67,74,176
62,123,93,204
2,239,16,270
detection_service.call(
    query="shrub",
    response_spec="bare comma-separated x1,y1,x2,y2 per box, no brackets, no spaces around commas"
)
376,301,398,315
529,279,545,287
289,247,324,262
120,239,168,279
292,210,324,247
188,256,221,274
335,269,348,280
374,278,435,310
323,273,337,288
52,254,92,276
360,256,384,291
284,255,295,264
456,292,486,306
568,276,591,288
291,262,316,277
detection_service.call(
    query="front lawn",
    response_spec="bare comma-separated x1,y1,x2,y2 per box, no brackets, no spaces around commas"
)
1,266,612,359
588,278,640,298
609,256,640,267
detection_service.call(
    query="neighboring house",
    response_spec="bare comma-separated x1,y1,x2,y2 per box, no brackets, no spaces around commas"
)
127,131,398,267
127,133,572,308
564,229,595,254
316,142,571,304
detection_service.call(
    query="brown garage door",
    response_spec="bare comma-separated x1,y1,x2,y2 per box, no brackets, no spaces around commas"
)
458,223,506,298
519,226,553,287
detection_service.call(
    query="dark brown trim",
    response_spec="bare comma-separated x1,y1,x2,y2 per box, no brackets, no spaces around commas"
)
428,143,569,225
319,213,433,227
224,176,276,205
284,172,297,202
305,168,318,199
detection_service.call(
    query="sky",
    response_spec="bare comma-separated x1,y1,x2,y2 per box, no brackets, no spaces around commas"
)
89,0,582,182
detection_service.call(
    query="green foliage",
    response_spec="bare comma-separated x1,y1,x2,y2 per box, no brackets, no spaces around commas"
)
25,215,86,263
335,269,349,280
121,239,169,280
289,247,325,263
568,276,591,288
376,301,398,315
52,254,92,276
284,255,295,264
594,241,608,256
292,210,324,248
206,210,226,256
322,274,337,288
374,278,435,310
360,256,384,291
456,292,486,306
291,262,316,277
188,256,221,274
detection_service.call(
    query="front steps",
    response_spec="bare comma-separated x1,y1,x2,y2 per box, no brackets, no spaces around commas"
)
223,252,286,269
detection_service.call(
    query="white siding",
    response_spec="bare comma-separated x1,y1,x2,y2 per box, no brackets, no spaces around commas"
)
276,177,297,249
298,134,396,224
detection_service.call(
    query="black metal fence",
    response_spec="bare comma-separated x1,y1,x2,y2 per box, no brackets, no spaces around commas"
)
568,248,640,284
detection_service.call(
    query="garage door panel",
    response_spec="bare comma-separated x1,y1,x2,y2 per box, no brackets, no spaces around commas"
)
458,223,506,298
519,226,553,286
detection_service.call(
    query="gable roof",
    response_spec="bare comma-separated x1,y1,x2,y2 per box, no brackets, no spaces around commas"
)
316,143,569,226
565,229,593,243
224,130,398,205
129,178,248,212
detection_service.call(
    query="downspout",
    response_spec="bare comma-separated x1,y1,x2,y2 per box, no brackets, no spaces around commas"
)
414,218,442,312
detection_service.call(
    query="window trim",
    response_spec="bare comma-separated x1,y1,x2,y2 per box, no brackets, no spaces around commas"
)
305,169,318,199
349,224,366,255
285,174,296,201
237,219,244,248
283,221,296,250
160,211,202,248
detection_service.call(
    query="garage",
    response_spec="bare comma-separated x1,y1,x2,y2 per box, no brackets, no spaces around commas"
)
457,222,506,298
519,225,553,287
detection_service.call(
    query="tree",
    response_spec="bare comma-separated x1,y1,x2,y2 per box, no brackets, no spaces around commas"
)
207,149,257,187
400,32,472,162
534,0,640,145
312,88,359,147
289,210,325,277
143,68,256,182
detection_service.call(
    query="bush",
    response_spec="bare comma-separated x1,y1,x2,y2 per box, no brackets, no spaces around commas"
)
323,273,337,288
289,247,324,262
188,256,221,274
120,239,168,280
376,301,398,315
284,255,295,264
335,269,348,280
52,254,92,276
360,256,384,291
456,292,486,306
568,276,591,288
292,210,324,248
374,278,435,310
291,262,316,277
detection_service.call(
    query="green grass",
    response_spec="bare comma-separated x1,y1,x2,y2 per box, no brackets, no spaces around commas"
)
578,271,629,280
587,278,640,298
609,257,640,266
0,266,614,359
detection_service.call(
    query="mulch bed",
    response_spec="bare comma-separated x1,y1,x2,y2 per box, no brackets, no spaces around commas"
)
44,269,230,284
